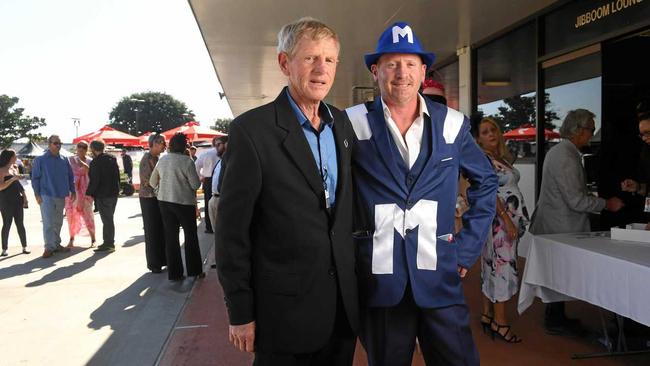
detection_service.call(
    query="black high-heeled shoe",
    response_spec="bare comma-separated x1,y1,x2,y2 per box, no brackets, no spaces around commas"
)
480,313,493,335
491,321,522,343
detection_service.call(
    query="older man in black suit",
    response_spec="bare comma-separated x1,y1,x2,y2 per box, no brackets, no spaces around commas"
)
215,17,358,366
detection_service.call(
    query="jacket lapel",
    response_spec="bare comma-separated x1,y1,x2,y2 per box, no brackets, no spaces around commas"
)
331,114,350,220
275,89,324,200
411,98,450,196
367,99,407,194
416,98,444,174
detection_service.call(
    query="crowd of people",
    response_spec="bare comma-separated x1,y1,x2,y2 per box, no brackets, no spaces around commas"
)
0,133,229,280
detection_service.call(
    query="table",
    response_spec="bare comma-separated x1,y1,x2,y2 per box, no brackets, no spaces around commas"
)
517,231,650,328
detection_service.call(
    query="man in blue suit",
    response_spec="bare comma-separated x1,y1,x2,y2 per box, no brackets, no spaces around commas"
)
346,22,497,366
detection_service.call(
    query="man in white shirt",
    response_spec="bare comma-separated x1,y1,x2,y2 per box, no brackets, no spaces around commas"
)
346,22,496,366
195,136,223,233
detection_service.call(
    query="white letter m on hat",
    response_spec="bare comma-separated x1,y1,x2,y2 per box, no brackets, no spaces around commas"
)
392,25,413,44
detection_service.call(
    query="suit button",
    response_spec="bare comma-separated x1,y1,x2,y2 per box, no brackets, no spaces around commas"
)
407,199,414,207
405,228,413,235
328,267,336,276
330,230,335,236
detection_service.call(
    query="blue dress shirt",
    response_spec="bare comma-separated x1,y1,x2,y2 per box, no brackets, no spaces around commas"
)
31,150,75,198
286,90,338,207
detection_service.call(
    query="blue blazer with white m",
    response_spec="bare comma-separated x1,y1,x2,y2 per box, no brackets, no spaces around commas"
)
346,97,497,309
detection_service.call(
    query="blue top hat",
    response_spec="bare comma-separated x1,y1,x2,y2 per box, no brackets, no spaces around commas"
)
364,22,435,70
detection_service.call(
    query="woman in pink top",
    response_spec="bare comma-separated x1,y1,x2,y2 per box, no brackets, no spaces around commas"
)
65,141,96,247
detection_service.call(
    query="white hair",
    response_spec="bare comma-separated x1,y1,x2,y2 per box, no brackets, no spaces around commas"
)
277,17,339,57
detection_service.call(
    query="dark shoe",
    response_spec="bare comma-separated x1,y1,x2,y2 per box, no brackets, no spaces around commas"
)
491,322,522,343
94,245,115,253
42,250,54,258
204,229,214,234
22,248,30,254
150,268,163,274
55,245,70,253
1,250,7,257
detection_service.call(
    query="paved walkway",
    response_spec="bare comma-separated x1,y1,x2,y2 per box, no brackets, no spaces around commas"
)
0,186,213,366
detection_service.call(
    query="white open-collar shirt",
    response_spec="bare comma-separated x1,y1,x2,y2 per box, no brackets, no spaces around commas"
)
381,94,430,169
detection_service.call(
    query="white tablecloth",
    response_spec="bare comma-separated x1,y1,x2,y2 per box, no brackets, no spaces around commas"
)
517,232,650,327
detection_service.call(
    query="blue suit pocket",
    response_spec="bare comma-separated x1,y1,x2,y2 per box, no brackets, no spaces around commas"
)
436,157,455,169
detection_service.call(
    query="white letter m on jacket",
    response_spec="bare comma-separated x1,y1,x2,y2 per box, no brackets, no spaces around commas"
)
372,200,438,274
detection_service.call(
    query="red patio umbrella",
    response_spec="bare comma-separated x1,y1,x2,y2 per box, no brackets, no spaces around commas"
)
503,126,560,141
137,132,152,148
73,125,140,146
161,121,226,143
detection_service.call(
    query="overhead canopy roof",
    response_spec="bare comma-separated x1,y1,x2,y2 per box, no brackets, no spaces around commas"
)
188,0,556,116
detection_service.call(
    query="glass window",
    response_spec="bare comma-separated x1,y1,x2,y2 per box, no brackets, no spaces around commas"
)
476,22,536,106
544,50,602,191
544,51,602,145
475,21,538,210
476,21,538,161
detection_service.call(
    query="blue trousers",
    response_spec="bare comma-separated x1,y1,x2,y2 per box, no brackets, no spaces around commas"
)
360,286,479,366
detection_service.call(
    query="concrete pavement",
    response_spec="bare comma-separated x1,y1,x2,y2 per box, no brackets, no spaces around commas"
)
0,185,213,365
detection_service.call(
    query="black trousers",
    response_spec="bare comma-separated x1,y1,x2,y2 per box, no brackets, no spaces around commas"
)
95,196,117,246
1,200,26,250
202,177,213,231
360,286,479,366
158,201,203,280
254,289,356,366
139,197,166,270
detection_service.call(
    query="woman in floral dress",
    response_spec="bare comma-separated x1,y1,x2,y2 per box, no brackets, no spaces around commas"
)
476,118,529,343
65,141,96,247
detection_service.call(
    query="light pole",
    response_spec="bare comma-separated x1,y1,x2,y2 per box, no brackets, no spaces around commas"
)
72,118,81,138
130,99,145,134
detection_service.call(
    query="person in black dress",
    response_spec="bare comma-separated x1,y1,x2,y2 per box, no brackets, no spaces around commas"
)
0,149,30,256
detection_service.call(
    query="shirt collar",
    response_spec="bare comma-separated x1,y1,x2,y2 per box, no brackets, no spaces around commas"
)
380,93,430,122
286,89,334,129
45,150,60,158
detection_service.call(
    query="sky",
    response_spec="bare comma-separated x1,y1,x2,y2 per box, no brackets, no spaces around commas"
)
0,0,233,143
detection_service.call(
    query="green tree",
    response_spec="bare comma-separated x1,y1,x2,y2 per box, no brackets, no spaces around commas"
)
212,118,233,134
108,92,193,136
490,93,559,131
0,95,46,148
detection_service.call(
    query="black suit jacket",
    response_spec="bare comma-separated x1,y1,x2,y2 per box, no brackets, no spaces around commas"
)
87,153,120,198
215,88,359,354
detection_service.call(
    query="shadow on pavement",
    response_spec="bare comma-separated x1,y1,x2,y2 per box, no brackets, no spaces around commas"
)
122,235,145,248
25,249,107,287
0,252,26,262
0,249,83,281
86,273,194,365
